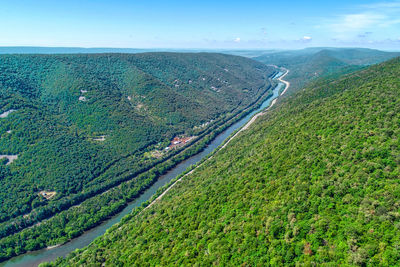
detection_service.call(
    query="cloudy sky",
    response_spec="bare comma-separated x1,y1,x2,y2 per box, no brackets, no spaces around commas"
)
1,0,399,50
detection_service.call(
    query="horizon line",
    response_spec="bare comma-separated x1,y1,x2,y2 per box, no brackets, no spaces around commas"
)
0,46,399,53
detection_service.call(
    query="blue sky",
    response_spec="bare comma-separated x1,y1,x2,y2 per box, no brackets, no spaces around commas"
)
1,0,399,50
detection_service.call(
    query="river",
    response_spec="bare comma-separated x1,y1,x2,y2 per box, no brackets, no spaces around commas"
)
1,71,285,267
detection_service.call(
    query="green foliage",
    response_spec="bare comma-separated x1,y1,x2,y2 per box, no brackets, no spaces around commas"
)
53,58,400,265
0,53,274,261
255,47,400,93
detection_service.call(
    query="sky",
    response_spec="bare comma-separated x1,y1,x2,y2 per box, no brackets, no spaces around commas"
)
0,0,399,50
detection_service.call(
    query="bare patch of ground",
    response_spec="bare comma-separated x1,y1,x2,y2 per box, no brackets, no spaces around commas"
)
39,191,57,200
93,135,106,141
151,150,163,159
136,103,144,110
0,155,18,165
0,110,17,118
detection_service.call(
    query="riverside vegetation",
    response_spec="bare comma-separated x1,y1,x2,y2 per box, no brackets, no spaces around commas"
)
0,53,276,261
47,57,400,266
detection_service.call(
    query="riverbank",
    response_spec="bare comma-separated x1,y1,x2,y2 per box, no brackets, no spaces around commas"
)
142,68,290,212
0,71,278,267
0,68,275,248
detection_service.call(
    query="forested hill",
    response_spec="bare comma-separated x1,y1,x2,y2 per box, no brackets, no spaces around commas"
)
255,47,400,93
0,53,274,260
52,57,400,266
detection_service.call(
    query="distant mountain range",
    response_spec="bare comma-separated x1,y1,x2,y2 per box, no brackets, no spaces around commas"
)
2,46,397,56
255,47,400,93
0,47,275,55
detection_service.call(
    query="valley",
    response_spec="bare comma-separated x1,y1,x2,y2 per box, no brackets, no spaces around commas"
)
2,0,400,265
255,48,400,94
44,56,400,266
0,47,399,267
2,66,289,267
0,53,276,262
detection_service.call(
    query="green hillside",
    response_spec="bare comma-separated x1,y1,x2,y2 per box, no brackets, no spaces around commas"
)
51,57,400,266
0,53,275,260
255,48,400,93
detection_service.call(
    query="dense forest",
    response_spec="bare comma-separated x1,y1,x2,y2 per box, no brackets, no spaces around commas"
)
0,53,275,260
48,57,400,266
255,47,400,93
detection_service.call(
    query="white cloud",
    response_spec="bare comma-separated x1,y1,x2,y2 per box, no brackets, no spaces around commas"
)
329,13,386,32
300,36,312,43
234,37,241,43
378,18,400,27
361,1,400,9
322,1,400,39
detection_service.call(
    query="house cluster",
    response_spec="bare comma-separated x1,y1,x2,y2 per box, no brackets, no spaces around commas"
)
165,136,195,150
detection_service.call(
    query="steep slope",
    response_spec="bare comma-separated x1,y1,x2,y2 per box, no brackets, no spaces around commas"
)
0,53,275,260
255,47,400,93
52,58,400,266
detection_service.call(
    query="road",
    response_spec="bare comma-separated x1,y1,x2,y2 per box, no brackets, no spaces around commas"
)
142,67,290,213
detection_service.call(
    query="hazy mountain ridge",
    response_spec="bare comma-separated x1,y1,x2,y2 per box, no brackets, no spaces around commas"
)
255,48,400,93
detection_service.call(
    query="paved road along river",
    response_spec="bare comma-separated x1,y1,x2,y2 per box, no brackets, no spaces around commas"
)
1,69,288,267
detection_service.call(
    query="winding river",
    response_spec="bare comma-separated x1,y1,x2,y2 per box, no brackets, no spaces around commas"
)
2,70,286,267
